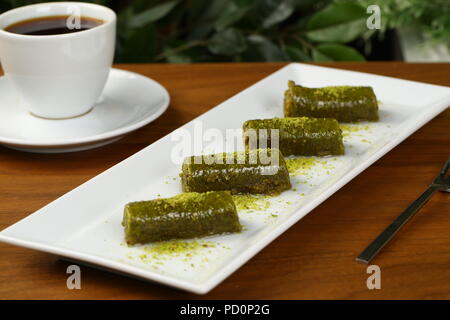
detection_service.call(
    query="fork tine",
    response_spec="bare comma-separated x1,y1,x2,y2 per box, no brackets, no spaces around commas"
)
440,157,450,178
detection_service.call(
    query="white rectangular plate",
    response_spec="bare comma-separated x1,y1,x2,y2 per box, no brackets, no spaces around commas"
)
1,63,449,294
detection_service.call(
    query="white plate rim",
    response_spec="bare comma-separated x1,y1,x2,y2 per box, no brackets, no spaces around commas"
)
0,68,170,147
0,63,449,294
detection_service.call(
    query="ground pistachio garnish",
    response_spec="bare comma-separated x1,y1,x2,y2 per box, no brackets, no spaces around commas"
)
232,194,271,212
339,124,371,137
313,85,352,99
139,240,216,262
286,156,337,177
285,157,320,175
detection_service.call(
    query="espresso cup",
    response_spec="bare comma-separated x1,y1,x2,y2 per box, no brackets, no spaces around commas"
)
0,2,116,119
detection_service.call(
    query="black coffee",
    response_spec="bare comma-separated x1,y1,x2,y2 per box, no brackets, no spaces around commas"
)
4,15,103,35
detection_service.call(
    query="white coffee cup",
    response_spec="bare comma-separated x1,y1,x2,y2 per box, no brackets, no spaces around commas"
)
0,2,116,119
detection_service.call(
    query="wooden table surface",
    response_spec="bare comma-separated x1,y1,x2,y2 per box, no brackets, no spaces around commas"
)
0,62,449,300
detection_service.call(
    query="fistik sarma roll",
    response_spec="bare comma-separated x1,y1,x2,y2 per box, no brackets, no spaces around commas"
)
123,191,241,245
181,148,291,195
243,117,344,156
284,80,379,122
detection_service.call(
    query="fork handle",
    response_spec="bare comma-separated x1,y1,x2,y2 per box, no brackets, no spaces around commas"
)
356,185,438,264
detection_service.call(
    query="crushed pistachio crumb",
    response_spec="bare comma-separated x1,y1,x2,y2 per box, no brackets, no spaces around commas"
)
285,156,335,176
285,157,319,175
138,240,217,263
340,124,371,137
312,86,353,99
232,194,271,212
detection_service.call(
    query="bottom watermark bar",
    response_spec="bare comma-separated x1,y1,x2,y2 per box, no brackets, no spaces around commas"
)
1,300,448,318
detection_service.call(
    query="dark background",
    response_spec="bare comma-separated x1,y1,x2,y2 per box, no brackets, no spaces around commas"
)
0,0,448,63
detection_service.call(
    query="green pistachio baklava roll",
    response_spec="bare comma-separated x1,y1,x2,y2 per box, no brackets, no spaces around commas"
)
181,148,291,195
284,80,379,122
243,117,344,156
123,191,241,245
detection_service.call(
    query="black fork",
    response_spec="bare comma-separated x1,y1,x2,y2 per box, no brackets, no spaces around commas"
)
357,157,450,264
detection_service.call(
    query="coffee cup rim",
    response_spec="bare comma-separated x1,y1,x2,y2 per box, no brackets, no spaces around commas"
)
0,1,116,40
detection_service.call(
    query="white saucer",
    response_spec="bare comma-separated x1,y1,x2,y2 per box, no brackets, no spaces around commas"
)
0,68,170,153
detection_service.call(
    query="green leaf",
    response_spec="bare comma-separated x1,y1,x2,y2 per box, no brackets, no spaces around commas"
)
312,43,365,62
285,46,311,61
247,35,289,61
262,0,295,28
208,29,248,56
214,1,254,32
121,24,156,62
306,2,367,43
166,53,193,64
117,6,133,35
188,0,229,40
129,0,179,28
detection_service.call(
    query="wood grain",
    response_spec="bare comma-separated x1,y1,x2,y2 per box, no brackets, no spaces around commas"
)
0,62,449,300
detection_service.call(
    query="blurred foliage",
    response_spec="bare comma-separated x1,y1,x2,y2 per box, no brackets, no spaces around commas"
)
2,0,448,63
356,0,450,44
